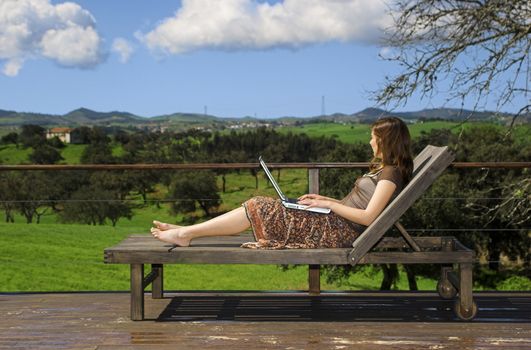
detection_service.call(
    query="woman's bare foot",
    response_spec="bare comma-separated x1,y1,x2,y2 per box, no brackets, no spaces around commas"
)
150,227,191,247
152,220,180,231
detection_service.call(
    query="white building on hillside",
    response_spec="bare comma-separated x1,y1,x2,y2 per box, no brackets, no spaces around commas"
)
46,127,73,143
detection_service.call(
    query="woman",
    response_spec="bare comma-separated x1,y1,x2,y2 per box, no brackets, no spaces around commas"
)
151,117,413,249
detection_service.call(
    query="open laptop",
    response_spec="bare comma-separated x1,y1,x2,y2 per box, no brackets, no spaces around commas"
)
259,156,331,214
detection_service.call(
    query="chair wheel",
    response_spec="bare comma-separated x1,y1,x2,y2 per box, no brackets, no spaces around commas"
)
437,279,457,299
454,300,477,321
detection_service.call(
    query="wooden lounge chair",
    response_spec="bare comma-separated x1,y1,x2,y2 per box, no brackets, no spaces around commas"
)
104,145,477,321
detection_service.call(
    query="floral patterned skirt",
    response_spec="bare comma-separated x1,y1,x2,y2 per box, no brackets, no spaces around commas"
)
241,196,365,249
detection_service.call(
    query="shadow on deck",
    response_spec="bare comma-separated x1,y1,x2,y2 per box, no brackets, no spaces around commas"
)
0,291,530,349
157,292,531,323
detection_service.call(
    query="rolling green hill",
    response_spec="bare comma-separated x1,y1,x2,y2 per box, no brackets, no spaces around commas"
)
63,108,144,125
0,106,527,133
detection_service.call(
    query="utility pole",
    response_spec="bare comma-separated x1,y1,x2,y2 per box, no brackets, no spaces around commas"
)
204,105,207,116
321,95,326,116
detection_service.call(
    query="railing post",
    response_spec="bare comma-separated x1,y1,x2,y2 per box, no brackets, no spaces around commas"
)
308,168,319,194
308,168,321,295
309,264,321,295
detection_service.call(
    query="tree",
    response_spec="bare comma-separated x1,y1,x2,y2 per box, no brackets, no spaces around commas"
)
14,172,61,223
89,171,134,200
60,185,132,226
168,171,221,217
47,136,66,149
70,126,92,144
376,0,530,123
207,148,246,193
122,170,161,204
451,125,529,272
0,170,86,224
114,130,130,145
29,144,64,164
19,125,46,148
0,172,18,222
80,128,115,164
1,132,19,147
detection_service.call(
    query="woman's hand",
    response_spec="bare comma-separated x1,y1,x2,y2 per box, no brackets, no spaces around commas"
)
298,193,327,202
298,194,339,208
297,195,333,209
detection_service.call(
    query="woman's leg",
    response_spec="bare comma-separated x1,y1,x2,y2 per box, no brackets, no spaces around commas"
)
151,207,251,246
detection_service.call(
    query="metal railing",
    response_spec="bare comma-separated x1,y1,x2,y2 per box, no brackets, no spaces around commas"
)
0,161,529,171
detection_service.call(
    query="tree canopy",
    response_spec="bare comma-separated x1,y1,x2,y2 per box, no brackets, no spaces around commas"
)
168,171,221,218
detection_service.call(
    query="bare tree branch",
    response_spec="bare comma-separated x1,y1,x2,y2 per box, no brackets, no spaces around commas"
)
375,0,530,122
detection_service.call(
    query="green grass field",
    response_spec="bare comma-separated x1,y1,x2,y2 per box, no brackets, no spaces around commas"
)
0,222,440,292
277,122,371,143
276,121,530,144
59,144,86,164
0,144,32,164
0,168,440,293
2,168,529,292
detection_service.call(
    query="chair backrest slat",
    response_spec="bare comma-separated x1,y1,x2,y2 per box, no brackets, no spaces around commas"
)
348,145,454,265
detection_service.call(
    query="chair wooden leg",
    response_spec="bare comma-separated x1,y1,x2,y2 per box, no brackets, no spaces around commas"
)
459,263,473,308
151,264,163,299
438,238,458,300
456,262,477,320
309,264,320,295
131,264,144,321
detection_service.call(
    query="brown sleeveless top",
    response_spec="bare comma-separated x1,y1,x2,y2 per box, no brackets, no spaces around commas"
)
340,166,404,210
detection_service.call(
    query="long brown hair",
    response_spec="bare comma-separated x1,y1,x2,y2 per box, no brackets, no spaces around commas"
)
369,117,413,183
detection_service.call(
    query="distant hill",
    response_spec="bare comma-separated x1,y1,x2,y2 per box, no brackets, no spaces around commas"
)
0,106,527,131
306,107,525,124
352,108,394,123
63,108,144,125
392,108,512,122
150,112,223,125
0,109,68,126
0,109,17,118
354,107,390,118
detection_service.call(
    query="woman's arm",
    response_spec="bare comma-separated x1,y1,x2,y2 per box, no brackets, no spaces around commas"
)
298,180,396,226
298,193,341,204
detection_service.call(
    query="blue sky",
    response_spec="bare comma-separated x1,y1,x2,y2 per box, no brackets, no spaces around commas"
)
0,0,524,119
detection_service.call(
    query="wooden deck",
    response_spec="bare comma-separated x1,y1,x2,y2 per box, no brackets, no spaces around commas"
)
0,292,530,349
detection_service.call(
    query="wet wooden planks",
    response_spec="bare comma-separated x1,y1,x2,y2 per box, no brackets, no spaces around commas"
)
0,292,530,349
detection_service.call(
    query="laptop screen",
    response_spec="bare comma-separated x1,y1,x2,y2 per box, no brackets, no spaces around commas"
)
259,156,287,201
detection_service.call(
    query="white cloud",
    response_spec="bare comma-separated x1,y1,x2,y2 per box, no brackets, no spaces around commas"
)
2,58,23,77
140,0,392,55
40,26,102,66
0,0,105,76
112,38,134,63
